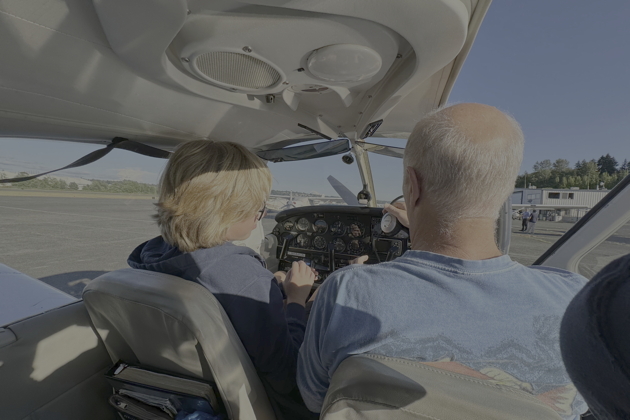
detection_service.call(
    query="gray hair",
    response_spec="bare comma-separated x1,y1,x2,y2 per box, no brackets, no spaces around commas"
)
403,106,524,228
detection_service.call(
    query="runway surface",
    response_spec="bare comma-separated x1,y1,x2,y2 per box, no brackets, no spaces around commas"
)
0,194,276,297
1,192,628,298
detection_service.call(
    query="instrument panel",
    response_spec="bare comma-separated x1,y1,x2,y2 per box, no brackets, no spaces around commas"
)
272,206,410,282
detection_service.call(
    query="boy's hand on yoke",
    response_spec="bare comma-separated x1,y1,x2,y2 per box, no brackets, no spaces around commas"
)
273,271,287,283
285,261,316,306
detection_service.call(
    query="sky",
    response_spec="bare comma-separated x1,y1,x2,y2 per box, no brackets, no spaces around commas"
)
1,0,628,202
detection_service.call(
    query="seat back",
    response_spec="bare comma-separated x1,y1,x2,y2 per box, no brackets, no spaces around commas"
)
83,268,275,420
321,354,563,420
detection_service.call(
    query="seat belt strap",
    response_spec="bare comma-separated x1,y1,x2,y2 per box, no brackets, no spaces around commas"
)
0,137,171,183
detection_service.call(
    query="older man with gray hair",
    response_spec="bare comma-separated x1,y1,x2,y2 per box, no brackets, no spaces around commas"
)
297,103,588,418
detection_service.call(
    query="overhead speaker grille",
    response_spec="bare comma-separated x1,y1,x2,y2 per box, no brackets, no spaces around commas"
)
194,52,281,89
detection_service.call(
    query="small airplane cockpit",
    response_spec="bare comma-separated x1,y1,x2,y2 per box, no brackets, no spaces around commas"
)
1,1,630,419
272,206,409,281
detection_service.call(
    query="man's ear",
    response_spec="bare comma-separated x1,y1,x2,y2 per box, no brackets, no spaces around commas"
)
405,166,423,206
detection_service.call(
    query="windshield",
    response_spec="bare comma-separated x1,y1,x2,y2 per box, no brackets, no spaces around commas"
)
365,138,405,203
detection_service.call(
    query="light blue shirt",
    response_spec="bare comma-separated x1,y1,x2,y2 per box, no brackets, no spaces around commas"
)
298,250,588,418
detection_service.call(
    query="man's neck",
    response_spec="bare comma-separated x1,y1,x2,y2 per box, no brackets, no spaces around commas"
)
409,211,502,261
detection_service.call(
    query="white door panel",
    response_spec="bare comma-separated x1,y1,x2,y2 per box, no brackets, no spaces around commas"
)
0,301,115,420
537,176,630,272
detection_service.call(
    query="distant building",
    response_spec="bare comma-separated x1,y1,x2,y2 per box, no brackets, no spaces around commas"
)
512,188,609,222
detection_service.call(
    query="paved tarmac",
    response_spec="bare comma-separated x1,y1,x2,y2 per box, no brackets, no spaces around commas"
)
0,193,278,297
1,193,628,297
509,219,630,278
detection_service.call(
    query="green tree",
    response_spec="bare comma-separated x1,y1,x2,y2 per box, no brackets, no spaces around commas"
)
597,154,618,175
574,160,586,172
552,159,571,172
600,172,613,189
68,182,79,190
584,160,599,189
533,160,552,171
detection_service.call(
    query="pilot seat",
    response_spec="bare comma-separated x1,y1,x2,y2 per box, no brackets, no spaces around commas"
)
83,268,276,420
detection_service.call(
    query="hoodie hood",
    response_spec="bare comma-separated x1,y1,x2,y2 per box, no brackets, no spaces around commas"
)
128,236,266,281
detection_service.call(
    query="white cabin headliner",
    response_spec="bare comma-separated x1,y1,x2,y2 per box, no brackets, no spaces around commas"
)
0,0,491,151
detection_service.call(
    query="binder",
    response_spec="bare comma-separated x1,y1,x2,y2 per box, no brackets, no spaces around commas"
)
105,361,224,419
109,394,172,420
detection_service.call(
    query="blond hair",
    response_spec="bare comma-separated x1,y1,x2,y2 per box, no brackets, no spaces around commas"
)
156,140,272,252
404,106,524,227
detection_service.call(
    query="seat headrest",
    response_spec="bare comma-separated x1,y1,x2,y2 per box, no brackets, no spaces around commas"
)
321,354,563,420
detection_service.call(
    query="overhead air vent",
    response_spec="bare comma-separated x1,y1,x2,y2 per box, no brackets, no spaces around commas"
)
193,52,282,90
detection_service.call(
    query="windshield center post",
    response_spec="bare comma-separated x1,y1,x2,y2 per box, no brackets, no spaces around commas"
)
351,139,377,207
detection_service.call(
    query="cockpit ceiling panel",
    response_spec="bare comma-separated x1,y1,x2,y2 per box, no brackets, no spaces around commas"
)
0,0,491,149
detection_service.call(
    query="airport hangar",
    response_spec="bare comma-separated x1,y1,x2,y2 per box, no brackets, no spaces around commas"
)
512,188,609,222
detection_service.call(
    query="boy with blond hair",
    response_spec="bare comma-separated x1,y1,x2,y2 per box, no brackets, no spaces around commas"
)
129,140,315,419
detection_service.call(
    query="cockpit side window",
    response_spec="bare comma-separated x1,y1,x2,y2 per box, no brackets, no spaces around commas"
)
578,220,630,279
0,138,163,302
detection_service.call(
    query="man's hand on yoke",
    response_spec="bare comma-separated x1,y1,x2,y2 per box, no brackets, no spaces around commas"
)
383,202,409,228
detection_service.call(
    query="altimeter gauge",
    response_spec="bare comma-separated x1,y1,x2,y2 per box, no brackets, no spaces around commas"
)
297,217,310,231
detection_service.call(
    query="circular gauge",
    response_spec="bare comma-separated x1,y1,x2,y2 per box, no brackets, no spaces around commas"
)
348,239,362,254
283,220,294,231
297,217,310,231
333,238,346,253
313,236,327,250
348,222,366,238
330,221,346,236
381,213,397,233
296,233,310,248
313,219,328,234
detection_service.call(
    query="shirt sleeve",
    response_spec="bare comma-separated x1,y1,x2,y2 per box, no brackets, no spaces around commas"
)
297,278,341,413
219,274,306,395
286,302,307,348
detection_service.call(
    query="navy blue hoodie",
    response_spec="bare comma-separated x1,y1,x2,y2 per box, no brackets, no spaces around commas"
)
127,236,307,399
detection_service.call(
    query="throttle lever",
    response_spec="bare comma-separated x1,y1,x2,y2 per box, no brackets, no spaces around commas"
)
328,243,336,272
